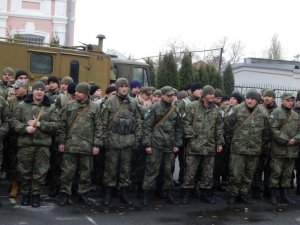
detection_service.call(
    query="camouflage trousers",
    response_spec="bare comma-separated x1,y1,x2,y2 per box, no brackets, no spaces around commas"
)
142,149,175,191
17,146,50,195
60,152,93,195
103,147,132,188
182,154,215,189
228,153,259,196
269,157,295,188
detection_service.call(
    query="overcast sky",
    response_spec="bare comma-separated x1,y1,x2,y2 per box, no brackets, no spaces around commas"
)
74,0,300,62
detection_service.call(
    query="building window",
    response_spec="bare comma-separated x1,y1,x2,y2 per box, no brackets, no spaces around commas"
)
19,34,44,45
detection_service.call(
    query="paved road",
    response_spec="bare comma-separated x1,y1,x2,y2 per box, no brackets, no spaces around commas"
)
1,183,300,225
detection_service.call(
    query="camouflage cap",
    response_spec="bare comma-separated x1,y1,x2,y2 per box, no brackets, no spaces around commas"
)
161,86,175,95
3,67,14,75
152,89,161,96
13,80,28,89
281,92,295,100
140,86,153,95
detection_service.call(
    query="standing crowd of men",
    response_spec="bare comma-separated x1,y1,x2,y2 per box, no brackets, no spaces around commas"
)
0,66,300,209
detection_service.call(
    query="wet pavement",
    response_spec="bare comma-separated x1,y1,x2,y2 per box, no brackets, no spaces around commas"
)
0,181,300,225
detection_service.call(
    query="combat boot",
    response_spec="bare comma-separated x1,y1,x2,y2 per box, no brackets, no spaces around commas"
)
141,190,149,206
120,188,133,206
9,180,19,198
252,186,261,199
200,189,216,204
282,188,296,205
31,195,41,208
270,187,277,205
21,195,31,206
102,187,112,206
58,192,69,206
78,193,93,206
166,190,178,205
181,188,190,205
238,195,252,204
227,195,237,205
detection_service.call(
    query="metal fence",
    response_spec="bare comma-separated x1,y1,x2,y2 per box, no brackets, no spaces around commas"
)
234,84,299,105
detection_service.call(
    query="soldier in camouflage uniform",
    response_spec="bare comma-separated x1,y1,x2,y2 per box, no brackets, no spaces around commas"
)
181,85,224,205
0,93,9,207
7,80,28,198
141,86,182,206
294,91,300,195
10,82,59,207
100,78,142,206
252,89,277,199
57,82,101,206
225,89,269,204
268,92,300,205
0,67,14,100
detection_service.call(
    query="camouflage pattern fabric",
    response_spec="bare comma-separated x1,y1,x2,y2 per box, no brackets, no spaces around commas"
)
143,148,175,190
103,147,132,187
269,157,295,188
59,153,93,195
17,146,50,195
228,153,259,196
182,154,215,189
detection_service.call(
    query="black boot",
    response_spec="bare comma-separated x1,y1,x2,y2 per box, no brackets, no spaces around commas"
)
238,195,252,204
252,186,262,199
181,188,190,205
120,188,133,206
102,187,112,206
141,190,149,206
282,188,296,205
58,192,69,206
228,195,237,205
200,189,216,204
270,187,277,205
78,193,93,206
166,190,178,205
296,185,300,196
31,195,41,208
21,195,31,206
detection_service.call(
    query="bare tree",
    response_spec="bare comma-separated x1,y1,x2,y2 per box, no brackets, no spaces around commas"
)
227,40,245,63
267,34,283,60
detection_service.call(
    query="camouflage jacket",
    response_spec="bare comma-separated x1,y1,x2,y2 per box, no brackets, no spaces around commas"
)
57,99,102,154
0,96,10,138
143,100,182,152
224,102,268,155
46,90,62,109
269,106,300,158
0,80,8,100
183,100,224,155
10,94,59,147
100,94,142,149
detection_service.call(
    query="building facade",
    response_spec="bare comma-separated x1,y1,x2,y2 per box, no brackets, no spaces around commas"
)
0,0,76,46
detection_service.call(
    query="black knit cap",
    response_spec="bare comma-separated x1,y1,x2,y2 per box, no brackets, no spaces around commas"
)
67,82,76,94
230,92,243,104
47,75,59,84
90,84,100,95
15,70,28,80
105,85,116,94
191,82,203,92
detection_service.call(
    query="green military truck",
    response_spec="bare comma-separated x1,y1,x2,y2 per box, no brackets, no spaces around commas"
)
0,34,150,92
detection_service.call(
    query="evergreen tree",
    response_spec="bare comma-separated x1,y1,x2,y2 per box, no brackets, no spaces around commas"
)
206,64,224,90
178,51,194,90
156,52,179,89
223,63,235,95
196,64,209,85
144,57,156,86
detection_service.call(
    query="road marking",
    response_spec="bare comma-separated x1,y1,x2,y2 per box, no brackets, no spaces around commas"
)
84,215,98,225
